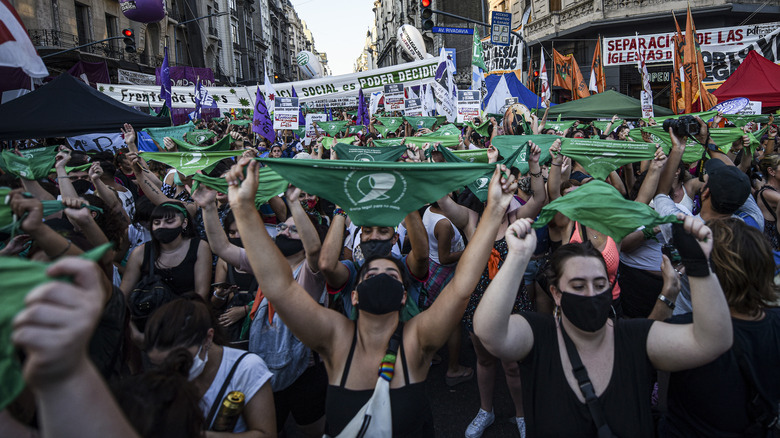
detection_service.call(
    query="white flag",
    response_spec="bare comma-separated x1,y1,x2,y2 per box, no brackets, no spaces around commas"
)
539,50,551,105
636,34,654,118
0,0,48,77
263,71,277,107
432,50,457,123
484,75,512,115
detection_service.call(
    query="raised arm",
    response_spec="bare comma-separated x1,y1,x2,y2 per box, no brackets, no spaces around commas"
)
435,189,477,239
512,142,546,220
472,217,537,362
547,139,564,201
646,215,732,371
286,185,322,276
54,149,78,200
403,209,429,280
317,212,351,289
635,147,667,204
9,191,82,259
411,165,517,352
227,158,349,356
191,186,243,266
89,163,129,222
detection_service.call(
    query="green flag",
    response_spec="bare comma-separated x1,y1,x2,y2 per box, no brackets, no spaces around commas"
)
0,243,112,410
561,138,656,180
318,121,349,137
143,122,195,147
140,151,242,176
191,168,287,205
472,25,487,71
333,144,408,162
322,135,359,150
491,134,559,174
258,159,497,226
0,147,59,180
404,116,437,130
169,135,231,152
185,130,216,145
533,180,681,241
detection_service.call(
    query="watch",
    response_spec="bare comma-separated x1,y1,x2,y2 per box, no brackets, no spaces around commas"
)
658,294,676,310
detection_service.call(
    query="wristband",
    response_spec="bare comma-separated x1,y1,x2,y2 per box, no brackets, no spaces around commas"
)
658,294,676,310
671,222,712,277
529,170,542,178
213,291,227,300
333,207,347,218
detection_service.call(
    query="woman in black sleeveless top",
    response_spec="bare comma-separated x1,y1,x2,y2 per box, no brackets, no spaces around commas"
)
227,158,518,436
473,216,734,437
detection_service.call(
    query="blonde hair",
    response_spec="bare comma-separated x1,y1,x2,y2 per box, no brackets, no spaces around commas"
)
759,154,780,177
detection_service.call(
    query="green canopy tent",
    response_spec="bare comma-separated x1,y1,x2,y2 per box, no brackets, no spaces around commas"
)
544,90,674,119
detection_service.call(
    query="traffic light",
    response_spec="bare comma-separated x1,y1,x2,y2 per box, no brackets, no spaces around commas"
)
122,29,136,53
420,0,434,31
533,70,539,78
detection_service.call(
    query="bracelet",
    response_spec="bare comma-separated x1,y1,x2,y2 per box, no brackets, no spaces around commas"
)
551,162,562,167
530,170,542,178
333,207,347,218
52,240,72,259
212,291,227,300
658,294,676,310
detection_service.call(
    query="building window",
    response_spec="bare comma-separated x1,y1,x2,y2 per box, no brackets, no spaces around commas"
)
105,13,118,55
234,55,242,77
74,2,90,43
549,0,561,11
232,22,239,44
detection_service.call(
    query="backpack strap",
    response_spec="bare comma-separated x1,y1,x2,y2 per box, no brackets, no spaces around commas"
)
204,351,251,430
560,325,616,438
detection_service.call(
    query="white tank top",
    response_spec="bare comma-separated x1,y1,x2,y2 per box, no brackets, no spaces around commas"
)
422,207,465,266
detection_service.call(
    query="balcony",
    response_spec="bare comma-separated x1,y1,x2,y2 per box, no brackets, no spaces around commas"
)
230,7,238,16
209,26,218,37
166,6,182,22
27,29,144,63
233,42,241,50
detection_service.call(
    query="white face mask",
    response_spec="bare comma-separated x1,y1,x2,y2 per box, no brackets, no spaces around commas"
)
188,343,208,381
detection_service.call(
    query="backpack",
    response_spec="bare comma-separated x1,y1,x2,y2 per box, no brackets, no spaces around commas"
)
127,244,177,332
248,262,310,391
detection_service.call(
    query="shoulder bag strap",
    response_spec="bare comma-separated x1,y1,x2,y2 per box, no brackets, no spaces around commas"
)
758,186,778,220
560,326,616,438
227,263,236,286
205,351,252,430
148,243,155,277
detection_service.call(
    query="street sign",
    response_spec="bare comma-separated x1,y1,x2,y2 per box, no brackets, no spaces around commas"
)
490,11,511,46
431,26,474,35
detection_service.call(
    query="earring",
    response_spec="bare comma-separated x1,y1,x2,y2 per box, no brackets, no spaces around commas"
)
553,305,561,324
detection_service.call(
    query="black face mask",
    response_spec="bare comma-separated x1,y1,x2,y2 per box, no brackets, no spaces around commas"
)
357,273,405,315
560,288,613,332
71,179,92,195
228,237,243,248
356,238,394,266
153,226,182,244
275,235,303,257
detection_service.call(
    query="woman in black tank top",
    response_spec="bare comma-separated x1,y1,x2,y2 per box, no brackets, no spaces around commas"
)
473,217,735,437
228,159,518,436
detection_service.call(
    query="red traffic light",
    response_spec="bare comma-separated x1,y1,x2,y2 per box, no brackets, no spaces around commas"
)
421,0,431,7
533,71,539,77
122,29,133,37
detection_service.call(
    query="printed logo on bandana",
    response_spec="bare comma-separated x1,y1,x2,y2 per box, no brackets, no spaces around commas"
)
475,177,489,189
181,152,205,168
196,134,207,143
344,171,408,208
354,153,375,162
416,120,425,128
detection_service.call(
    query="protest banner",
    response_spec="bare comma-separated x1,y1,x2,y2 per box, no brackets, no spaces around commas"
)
274,97,300,130
67,132,128,153
457,90,481,123
480,26,524,76
117,69,156,85
306,113,328,138
404,98,423,116
383,84,405,111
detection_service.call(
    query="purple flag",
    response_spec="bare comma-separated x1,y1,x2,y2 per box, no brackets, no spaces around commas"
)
291,86,305,139
160,46,172,111
325,104,333,121
357,87,369,126
253,86,275,143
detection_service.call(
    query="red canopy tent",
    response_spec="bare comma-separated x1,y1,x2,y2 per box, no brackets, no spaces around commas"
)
712,51,780,107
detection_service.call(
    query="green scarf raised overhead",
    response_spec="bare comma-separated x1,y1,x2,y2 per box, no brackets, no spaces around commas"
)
321,135,358,150
376,117,404,131
333,144,408,162
645,111,717,125
561,138,656,180
0,243,112,410
318,121,349,137
726,114,772,128
191,168,287,206
0,189,104,237
169,135,231,152
636,126,764,161
229,120,253,126
592,119,623,133
466,147,524,202
143,122,195,147
0,147,59,180
465,119,492,138
542,120,577,133
185,130,216,145
627,128,705,163
374,124,397,138
348,125,366,135
533,180,681,241
140,150,242,176
451,149,489,163
258,158,496,226
372,138,405,148
491,134,559,174
404,116,437,130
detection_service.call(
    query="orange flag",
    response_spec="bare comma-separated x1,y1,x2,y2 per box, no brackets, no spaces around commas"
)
682,7,696,113
590,38,606,93
688,7,717,110
553,49,590,100
671,12,684,113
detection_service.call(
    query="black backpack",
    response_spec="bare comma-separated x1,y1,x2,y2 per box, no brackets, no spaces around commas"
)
128,244,177,332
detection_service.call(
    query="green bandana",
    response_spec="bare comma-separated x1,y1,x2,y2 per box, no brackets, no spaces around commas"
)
592,120,624,133
322,136,359,150
629,128,704,163
143,122,195,148
258,159,496,226
726,114,771,128
333,144,408,162
491,134,559,174
348,125,366,135
533,180,681,241
451,149,489,163
140,151,242,176
646,111,717,125
0,189,105,237
0,242,112,410
318,121,349,137
372,138,405,148
466,119,492,137
185,130,216,145
229,120,253,126
636,126,764,161
434,124,461,136
542,120,577,133
375,125,396,138
404,116,437,131
434,116,447,127
376,117,404,130
561,138,657,180
0,147,59,180
169,135,231,152
191,168,287,206
466,148,524,202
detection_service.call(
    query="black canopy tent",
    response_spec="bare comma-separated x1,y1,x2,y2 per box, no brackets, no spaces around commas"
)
0,73,170,141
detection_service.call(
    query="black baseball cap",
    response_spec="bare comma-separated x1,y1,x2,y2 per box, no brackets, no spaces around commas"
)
704,159,751,214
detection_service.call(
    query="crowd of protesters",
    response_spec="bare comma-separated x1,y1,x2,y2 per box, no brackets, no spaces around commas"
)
1,104,779,438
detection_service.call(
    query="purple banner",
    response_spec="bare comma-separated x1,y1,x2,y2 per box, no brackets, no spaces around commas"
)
68,61,110,88
155,66,216,124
